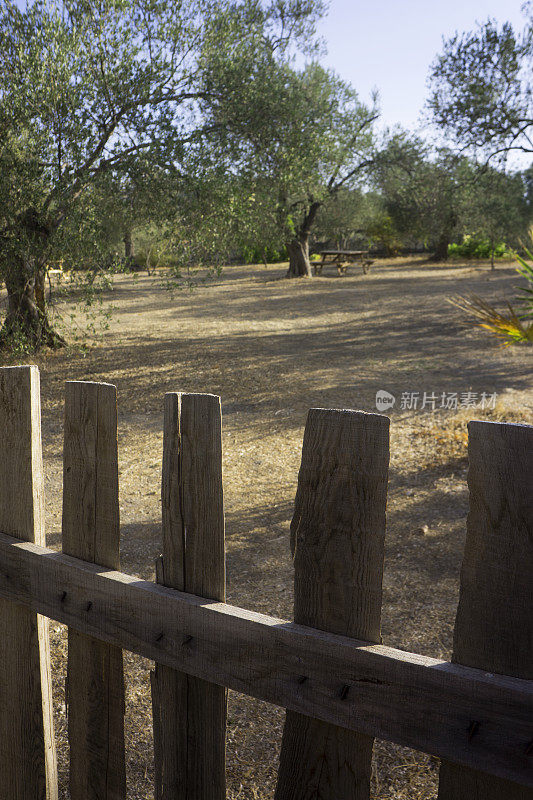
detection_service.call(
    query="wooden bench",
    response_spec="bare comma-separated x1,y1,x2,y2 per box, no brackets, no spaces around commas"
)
313,250,374,276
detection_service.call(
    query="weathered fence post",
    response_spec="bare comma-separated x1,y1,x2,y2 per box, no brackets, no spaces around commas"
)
0,365,58,799
275,409,390,800
151,393,226,800
62,381,126,800
438,420,533,800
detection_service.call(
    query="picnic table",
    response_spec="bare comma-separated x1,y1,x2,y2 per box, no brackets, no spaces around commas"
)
313,250,374,276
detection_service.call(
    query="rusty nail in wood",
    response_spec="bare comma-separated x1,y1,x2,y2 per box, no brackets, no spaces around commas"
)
86,601,92,612
468,721,480,740
339,684,350,700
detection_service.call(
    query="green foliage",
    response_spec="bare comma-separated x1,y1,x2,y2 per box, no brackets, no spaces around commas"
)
242,245,288,264
427,9,533,160
0,317,38,359
374,136,470,257
203,57,379,273
374,135,531,260
448,235,512,259
313,188,366,247
365,212,402,256
53,268,116,343
460,166,530,257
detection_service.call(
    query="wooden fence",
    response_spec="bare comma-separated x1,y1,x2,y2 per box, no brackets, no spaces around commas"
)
0,364,531,800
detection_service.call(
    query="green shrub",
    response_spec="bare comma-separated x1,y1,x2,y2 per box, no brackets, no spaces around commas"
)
448,234,511,259
365,214,402,256
242,244,288,264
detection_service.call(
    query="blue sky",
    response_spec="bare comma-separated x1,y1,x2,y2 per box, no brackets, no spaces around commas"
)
318,0,528,135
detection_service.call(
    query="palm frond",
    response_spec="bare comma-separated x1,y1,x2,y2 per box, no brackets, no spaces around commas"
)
449,294,533,346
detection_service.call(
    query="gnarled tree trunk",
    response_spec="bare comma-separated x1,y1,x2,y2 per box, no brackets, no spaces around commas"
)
1,264,65,350
285,200,322,278
0,209,66,350
286,236,312,277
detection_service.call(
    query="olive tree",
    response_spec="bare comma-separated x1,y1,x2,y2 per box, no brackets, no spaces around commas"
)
274,67,379,277
203,59,379,276
0,0,324,347
376,134,531,261
375,136,470,260
461,166,530,267
427,7,533,161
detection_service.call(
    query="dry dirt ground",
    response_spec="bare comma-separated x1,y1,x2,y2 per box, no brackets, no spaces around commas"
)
2,256,532,799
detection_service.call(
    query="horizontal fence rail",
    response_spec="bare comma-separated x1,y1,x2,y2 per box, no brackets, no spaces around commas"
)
0,533,532,786
0,365,531,800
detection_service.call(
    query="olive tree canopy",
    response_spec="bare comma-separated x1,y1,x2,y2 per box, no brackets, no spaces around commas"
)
427,7,533,161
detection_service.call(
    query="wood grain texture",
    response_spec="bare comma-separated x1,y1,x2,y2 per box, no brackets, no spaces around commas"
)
275,409,390,800
62,381,126,800
0,365,57,800
0,532,532,785
438,420,533,800
152,393,226,800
